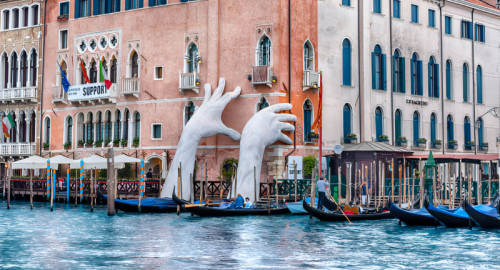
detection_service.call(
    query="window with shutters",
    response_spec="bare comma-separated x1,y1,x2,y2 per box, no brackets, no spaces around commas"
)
343,104,352,139
428,56,439,98
11,52,18,88
373,0,381,14
303,100,313,143
44,117,51,145
413,111,420,146
29,50,37,87
447,115,454,148
463,63,469,102
464,116,471,147
110,57,117,83
32,5,38,25
149,0,166,7
75,0,90,18
372,45,386,90
445,16,452,34
411,53,423,95
258,35,272,66
430,113,437,148
134,112,140,140
22,7,28,27
477,65,483,104
393,49,405,93
3,10,9,30
461,20,473,39
342,0,350,6
395,109,402,145
59,30,68,49
446,60,452,100
393,0,400,19
126,0,143,10
20,51,27,87
342,39,351,86
475,24,485,42
411,5,418,23
60,2,70,16
375,107,383,140
428,9,435,27
66,116,73,145
131,52,139,77
477,118,484,147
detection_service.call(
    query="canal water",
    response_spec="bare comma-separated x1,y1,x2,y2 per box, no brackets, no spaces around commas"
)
1,201,500,269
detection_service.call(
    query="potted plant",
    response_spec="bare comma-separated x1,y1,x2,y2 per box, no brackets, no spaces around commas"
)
397,136,407,147
57,14,69,21
121,139,128,147
345,133,357,144
417,138,427,148
433,139,442,149
95,140,103,147
104,139,112,147
113,139,120,147
309,131,319,139
465,141,475,151
87,139,94,147
448,140,458,150
63,142,71,150
43,143,49,150
480,142,489,151
378,135,389,142
133,137,140,148
78,140,85,148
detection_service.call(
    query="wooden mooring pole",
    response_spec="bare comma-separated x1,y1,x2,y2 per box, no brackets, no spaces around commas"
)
30,169,33,210
294,160,297,202
90,168,94,212
6,163,10,209
107,148,115,216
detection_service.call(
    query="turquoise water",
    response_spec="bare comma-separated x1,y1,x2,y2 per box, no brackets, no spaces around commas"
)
1,201,500,269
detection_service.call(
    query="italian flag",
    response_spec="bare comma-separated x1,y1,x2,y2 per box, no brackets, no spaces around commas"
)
99,60,112,90
2,113,14,138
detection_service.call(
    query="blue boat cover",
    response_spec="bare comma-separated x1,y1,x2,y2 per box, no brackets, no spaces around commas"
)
430,204,494,218
115,197,177,207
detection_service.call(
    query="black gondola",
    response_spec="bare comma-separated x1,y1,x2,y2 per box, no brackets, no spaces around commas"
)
424,197,470,228
463,199,500,229
303,200,395,222
172,191,290,217
388,201,437,226
100,193,182,213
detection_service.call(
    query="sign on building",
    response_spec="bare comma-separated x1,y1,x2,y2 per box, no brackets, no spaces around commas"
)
68,82,109,101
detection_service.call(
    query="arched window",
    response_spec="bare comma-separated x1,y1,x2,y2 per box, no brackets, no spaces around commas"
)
90,60,97,83
464,116,471,148
393,50,405,93
446,60,452,99
375,107,383,140
11,52,18,88
372,45,386,90
3,10,9,30
30,50,37,87
114,110,121,140
428,56,439,98
86,112,93,143
463,63,469,102
101,59,108,81
44,116,50,145
413,111,420,146
104,111,112,140
77,113,85,142
32,5,39,25
96,112,102,142
342,39,351,86
478,118,484,149
2,53,8,88
257,97,269,112
19,111,25,142
395,109,402,145
343,104,352,139
411,53,422,95
258,36,272,66
304,40,314,71
430,113,437,148
447,115,454,149
123,109,129,140
477,65,483,104
20,51,27,87
134,112,140,139
185,102,195,124
66,116,73,145
22,7,28,27
131,52,139,78
30,111,35,142
303,100,313,142
12,9,19,29
187,43,198,73
110,58,117,83
80,60,86,84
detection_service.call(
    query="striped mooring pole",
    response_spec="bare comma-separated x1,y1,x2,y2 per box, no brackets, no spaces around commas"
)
138,158,145,212
79,159,84,202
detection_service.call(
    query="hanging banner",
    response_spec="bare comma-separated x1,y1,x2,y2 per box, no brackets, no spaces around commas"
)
68,82,109,101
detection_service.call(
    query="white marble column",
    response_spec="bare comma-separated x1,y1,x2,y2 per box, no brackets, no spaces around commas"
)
25,117,30,143
16,56,21,88
15,116,20,143
7,58,11,88
128,119,133,147
110,120,115,147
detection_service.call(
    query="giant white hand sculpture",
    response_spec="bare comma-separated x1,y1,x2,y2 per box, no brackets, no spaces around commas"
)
162,78,241,199
236,103,296,202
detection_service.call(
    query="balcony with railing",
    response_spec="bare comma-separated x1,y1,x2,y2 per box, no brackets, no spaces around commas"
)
303,70,320,91
52,85,66,103
0,143,36,156
251,65,273,88
179,71,199,94
121,78,140,98
0,87,37,103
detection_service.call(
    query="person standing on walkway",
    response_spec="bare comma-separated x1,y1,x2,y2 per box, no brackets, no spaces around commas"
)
316,177,330,210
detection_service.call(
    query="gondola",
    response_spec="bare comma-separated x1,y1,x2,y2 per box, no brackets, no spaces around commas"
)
462,195,500,229
424,196,495,228
172,191,290,217
100,193,182,213
388,201,438,226
303,200,395,222
287,196,339,215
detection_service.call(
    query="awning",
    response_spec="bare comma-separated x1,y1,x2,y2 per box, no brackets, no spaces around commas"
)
405,154,498,164
11,155,48,169
49,155,74,165
70,155,108,169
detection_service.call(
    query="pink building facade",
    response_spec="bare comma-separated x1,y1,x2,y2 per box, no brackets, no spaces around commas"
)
42,0,319,180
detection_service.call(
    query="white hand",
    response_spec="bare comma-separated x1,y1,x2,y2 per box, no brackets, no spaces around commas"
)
236,103,296,202
161,78,241,199
184,78,242,141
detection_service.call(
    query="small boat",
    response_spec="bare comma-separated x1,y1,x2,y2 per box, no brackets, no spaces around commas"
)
173,191,290,217
424,197,495,228
101,193,182,213
287,196,338,215
388,201,438,226
462,198,500,229
303,200,394,222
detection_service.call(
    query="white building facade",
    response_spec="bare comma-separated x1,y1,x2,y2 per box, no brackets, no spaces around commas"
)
320,0,500,157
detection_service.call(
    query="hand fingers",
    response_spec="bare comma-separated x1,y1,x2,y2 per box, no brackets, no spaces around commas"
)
276,114,297,122
218,86,241,107
267,103,292,113
211,78,226,101
219,125,241,141
277,122,295,132
203,84,212,106
277,132,293,144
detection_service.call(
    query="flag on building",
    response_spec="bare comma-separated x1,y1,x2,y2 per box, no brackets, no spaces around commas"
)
79,59,91,84
99,59,112,89
2,113,14,138
311,72,322,130
57,61,71,92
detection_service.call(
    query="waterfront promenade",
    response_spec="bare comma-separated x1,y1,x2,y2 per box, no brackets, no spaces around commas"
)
1,200,500,269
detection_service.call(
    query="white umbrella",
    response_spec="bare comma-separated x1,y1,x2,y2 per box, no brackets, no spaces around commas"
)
12,155,48,169
70,155,108,169
49,155,74,165
114,155,141,168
